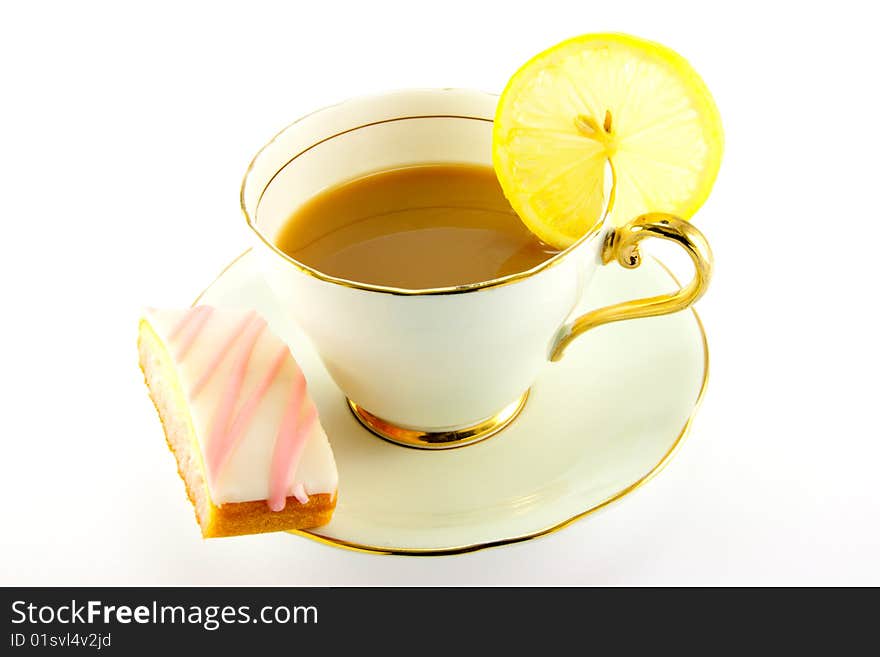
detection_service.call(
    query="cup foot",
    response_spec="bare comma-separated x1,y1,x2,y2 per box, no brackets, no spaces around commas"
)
346,391,530,450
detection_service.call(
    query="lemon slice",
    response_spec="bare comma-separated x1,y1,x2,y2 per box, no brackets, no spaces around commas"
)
493,33,723,249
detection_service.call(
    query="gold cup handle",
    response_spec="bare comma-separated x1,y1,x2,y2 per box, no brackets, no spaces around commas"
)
550,213,713,362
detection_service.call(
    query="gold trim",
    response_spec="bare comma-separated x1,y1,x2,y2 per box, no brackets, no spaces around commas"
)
192,250,709,556
240,94,607,297
347,391,529,450
192,249,253,305
551,213,713,361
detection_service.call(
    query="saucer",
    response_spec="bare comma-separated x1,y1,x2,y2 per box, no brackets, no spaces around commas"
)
195,250,708,555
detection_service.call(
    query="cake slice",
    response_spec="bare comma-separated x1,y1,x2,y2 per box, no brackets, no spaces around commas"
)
138,306,337,538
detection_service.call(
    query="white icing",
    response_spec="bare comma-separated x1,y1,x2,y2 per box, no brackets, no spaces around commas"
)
148,308,338,505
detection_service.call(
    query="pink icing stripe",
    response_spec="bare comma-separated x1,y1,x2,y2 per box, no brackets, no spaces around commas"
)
204,316,266,482
175,306,214,361
292,483,309,505
168,306,199,341
267,369,317,512
212,345,289,476
189,310,257,399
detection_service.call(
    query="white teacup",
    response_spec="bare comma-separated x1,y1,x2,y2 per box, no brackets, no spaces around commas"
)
243,89,712,449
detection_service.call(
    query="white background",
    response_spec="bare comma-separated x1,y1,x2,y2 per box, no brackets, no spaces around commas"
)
2,0,878,585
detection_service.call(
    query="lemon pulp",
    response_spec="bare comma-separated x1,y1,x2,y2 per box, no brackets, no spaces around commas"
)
493,33,724,249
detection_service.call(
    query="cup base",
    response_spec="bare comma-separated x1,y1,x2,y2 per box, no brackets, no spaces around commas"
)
346,390,530,450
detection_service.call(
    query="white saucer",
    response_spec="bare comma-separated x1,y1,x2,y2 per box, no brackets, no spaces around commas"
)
196,250,708,555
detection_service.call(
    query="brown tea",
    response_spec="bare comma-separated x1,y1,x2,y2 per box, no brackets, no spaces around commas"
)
274,164,557,288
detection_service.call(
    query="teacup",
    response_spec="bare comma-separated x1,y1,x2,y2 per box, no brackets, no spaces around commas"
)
242,89,712,449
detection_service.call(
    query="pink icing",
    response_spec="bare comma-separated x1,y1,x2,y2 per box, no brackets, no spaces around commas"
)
204,316,266,481
214,345,289,476
168,306,198,341
175,306,214,361
268,368,317,512
162,307,320,512
292,483,309,505
189,310,256,398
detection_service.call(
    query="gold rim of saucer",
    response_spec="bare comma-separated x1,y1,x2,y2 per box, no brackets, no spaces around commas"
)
347,391,529,450
193,251,709,557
